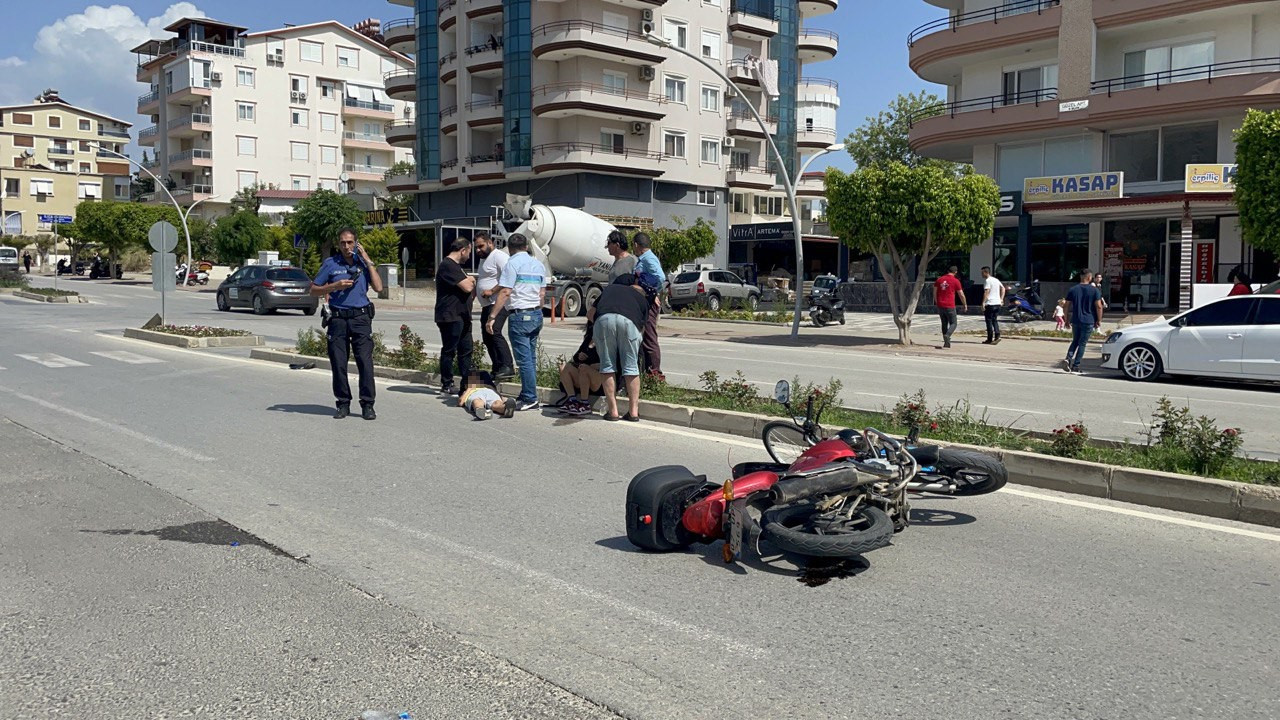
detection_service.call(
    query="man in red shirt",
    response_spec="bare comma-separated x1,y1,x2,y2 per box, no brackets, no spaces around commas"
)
934,265,968,349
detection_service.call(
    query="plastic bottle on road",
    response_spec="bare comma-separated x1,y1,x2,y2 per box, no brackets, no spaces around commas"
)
360,711,411,720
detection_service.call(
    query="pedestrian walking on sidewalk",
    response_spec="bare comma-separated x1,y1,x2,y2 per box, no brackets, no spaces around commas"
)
475,232,514,380
435,237,476,395
1063,269,1104,375
22,252,32,274
487,233,546,411
980,266,1005,345
311,228,384,419
1053,298,1066,331
632,232,664,380
934,265,967,348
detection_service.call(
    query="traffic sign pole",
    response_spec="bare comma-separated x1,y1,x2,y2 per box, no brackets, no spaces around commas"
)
149,221,179,326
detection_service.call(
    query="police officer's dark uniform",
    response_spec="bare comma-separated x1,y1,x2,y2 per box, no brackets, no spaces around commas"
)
313,245,379,419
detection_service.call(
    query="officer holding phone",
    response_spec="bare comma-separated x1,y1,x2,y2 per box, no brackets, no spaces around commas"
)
311,227,384,419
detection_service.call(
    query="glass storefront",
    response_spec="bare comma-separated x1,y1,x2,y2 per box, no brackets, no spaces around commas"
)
1104,219,1167,306
1030,224,1089,282
992,227,1018,280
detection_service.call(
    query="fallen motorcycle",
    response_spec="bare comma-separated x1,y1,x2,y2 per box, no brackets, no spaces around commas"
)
625,380,1007,564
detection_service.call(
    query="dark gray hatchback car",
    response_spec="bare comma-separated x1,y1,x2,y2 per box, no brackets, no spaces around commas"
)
216,265,318,315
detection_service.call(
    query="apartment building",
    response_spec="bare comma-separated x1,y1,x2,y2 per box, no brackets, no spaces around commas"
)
908,0,1280,310
133,17,416,217
383,0,840,273
0,90,131,237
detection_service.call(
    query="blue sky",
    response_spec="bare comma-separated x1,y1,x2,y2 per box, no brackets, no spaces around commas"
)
0,1,944,171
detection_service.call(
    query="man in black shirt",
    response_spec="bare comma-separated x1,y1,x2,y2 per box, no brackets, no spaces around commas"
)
588,273,650,421
435,237,475,395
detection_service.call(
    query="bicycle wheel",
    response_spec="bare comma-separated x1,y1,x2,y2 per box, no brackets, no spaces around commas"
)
762,421,814,465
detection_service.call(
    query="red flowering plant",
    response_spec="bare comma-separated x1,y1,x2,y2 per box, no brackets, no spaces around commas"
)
1050,422,1090,458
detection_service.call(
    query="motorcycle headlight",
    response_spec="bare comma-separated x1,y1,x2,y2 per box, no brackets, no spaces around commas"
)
1104,331,1122,344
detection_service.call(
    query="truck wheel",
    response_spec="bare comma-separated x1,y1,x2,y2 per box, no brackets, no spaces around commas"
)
585,285,601,312
560,286,583,317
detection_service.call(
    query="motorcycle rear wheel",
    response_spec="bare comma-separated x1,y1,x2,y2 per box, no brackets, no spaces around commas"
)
936,449,1007,495
762,421,814,465
761,503,893,558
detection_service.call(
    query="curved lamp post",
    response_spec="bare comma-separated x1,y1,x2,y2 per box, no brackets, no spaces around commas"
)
642,33,842,336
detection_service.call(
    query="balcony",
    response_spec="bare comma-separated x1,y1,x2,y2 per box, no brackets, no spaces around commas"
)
343,130,391,150
138,125,159,146
97,149,125,158
440,51,458,85
532,20,665,65
797,124,838,149
1093,0,1273,29
600,0,668,7
464,40,504,78
166,113,213,138
726,109,777,138
172,184,214,203
343,163,390,181
344,97,395,119
465,153,504,180
728,59,761,87
799,0,837,19
138,90,159,114
799,77,839,96
532,83,668,122
465,98,504,128
906,88,1059,161
729,0,779,40
465,0,503,20
386,120,417,147
440,0,458,30
1085,58,1280,128
384,70,417,101
727,164,776,189
383,18,416,54
532,142,666,178
168,148,213,171
440,105,459,135
798,171,826,198
386,170,418,193
908,0,1060,83
798,29,838,63
167,78,213,103
440,158,460,185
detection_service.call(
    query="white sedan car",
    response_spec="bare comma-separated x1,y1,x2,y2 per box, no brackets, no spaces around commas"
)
1100,294,1280,382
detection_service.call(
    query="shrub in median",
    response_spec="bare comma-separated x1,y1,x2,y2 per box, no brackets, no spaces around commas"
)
1050,423,1090,458
156,324,250,338
1,275,31,289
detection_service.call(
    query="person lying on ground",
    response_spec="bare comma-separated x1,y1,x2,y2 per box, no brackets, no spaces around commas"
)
459,372,514,420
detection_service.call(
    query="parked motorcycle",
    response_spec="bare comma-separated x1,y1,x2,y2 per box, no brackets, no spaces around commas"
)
176,264,209,285
625,381,1007,564
87,258,122,280
56,259,84,276
808,274,845,327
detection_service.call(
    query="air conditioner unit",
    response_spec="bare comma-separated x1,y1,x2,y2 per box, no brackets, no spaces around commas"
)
210,71,222,82
639,21,654,35
297,92,307,101
290,90,301,101
641,9,654,21
638,65,656,81
722,137,735,148
629,121,648,135
269,50,284,62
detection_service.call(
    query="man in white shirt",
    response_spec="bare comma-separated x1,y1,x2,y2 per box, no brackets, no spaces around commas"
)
475,232,514,380
487,233,547,411
980,266,1006,345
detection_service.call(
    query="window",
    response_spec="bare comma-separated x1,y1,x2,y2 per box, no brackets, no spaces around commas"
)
79,162,91,173
602,71,627,95
336,46,359,69
320,113,338,132
266,38,285,60
1124,40,1214,88
755,195,784,216
700,30,721,61
664,74,687,103
319,79,338,98
12,135,33,147
662,19,688,50
5,178,19,197
1180,298,1254,327
731,192,748,213
290,176,310,191
600,129,625,153
291,109,309,128
291,142,309,161
79,140,92,152
1255,299,1280,325
321,145,338,164
237,67,255,87
237,136,257,156
300,40,323,63
11,113,32,125
237,170,257,189
700,138,720,164
47,115,61,128
697,189,716,205
318,178,338,191
1002,64,1057,105
996,135,1093,190
700,85,720,112
381,57,397,75
79,119,91,131
52,161,69,172
291,75,308,93
237,102,256,121
77,182,101,199
30,179,53,196
663,130,686,158
1108,122,1216,183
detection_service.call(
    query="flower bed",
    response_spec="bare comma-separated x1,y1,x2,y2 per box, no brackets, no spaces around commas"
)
23,287,78,297
156,325,251,338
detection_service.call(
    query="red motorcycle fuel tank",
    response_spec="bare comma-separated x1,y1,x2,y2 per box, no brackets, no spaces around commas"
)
681,471,778,539
788,438,857,473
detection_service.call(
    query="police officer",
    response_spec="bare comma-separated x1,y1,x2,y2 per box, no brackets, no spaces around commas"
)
311,228,384,419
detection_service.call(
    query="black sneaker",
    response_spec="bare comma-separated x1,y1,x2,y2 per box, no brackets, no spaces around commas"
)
493,367,517,381
440,381,457,395
943,339,951,348
361,404,377,420
517,399,541,412
992,337,1001,345
334,404,350,419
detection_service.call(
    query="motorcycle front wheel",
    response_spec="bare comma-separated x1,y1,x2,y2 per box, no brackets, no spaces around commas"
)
761,502,893,558
762,421,814,465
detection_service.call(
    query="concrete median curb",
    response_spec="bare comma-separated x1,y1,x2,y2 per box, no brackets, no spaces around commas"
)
125,327,264,349
249,348,1278,528
14,290,88,303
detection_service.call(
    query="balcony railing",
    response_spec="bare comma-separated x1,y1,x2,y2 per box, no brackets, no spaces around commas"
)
48,147,75,156
139,126,158,139
728,108,779,124
98,149,125,158
440,0,457,13
439,105,458,119
730,0,780,20
532,82,669,105
799,28,839,42
177,40,245,58
344,97,395,113
467,153,503,164
441,158,459,170
99,127,131,138
343,163,391,175
168,149,213,163
908,0,1060,46
167,113,212,129
905,87,1057,125
386,120,417,133
174,184,214,195
465,37,504,55
383,18,415,32
1091,56,1280,95
138,90,159,105
465,98,503,111
343,131,389,143
800,77,839,90
533,142,665,161
384,69,416,84
728,163,773,174
441,51,458,65
532,20,651,44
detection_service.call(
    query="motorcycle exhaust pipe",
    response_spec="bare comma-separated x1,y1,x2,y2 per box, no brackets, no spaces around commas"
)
769,467,864,505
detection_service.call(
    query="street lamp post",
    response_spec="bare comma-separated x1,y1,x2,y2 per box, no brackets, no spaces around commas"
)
643,34,842,336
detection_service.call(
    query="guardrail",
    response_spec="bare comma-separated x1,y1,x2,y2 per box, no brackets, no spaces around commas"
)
343,163,390,175
799,28,839,42
383,70,416,83
467,153,503,164
168,149,213,163
439,105,458,118
729,164,772,174
532,142,665,161
166,113,212,129
343,131,388,143
465,37,504,56
532,82,668,104
728,109,779,123
465,98,503,111
908,0,1060,46
174,184,213,195
138,90,159,105
344,98,394,113
730,0,780,20
139,126,158,138
905,87,1057,124
800,77,839,90
383,17,415,31
47,147,74,156
99,128,131,138
1091,56,1280,95
532,20,647,43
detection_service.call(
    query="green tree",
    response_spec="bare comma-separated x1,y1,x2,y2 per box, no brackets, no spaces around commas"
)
647,218,717,273
229,181,275,214
184,214,214,263
212,210,268,264
826,163,1000,345
290,189,364,259
73,201,181,276
1234,108,1280,257
844,91,950,170
359,224,401,266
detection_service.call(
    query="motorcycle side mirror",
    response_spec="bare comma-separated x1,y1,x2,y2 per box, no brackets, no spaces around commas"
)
773,380,791,405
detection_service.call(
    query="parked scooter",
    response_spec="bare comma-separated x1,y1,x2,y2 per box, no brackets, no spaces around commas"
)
1005,283,1044,323
87,257,122,280
808,274,846,327
56,259,84,276
176,263,209,285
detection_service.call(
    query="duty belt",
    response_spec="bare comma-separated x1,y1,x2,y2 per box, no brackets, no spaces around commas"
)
333,305,373,319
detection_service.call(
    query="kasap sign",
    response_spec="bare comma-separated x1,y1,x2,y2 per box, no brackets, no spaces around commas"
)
1024,172,1123,203
1184,164,1237,194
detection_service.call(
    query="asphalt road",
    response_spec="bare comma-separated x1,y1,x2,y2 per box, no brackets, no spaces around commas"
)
2,287,1279,718
25,275,1280,457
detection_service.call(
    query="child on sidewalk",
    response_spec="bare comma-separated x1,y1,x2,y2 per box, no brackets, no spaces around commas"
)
1053,298,1066,331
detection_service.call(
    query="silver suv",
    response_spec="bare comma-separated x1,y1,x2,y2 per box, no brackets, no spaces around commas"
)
668,269,760,311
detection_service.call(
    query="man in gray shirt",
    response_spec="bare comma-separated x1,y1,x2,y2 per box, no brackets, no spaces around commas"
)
606,230,637,282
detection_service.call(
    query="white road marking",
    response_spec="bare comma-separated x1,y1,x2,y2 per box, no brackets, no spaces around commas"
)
90,350,165,365
0,386,215,462
1002,488,1280,543
983,405,1051,416
15,353,89,368
63,328,81,333
370,517,767,659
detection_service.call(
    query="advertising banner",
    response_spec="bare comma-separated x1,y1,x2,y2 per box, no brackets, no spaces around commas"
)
1184,164,1237,194
1023,172,1123,203
1194,242,1215,284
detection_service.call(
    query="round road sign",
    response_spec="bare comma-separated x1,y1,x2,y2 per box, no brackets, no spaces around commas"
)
148,221,179,253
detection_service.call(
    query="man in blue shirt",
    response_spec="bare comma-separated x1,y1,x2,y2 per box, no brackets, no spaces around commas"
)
486,233,547,410
311,228,384,419
631,232,664,379
1063,268,1104,375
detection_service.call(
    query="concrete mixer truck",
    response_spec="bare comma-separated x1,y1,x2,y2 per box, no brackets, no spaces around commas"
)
488,194,624,317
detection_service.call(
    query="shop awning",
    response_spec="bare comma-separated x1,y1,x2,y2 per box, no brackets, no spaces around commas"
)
1024,192,1236,221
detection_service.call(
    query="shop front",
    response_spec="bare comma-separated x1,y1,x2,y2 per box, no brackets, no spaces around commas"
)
728,221,842,281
